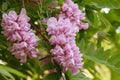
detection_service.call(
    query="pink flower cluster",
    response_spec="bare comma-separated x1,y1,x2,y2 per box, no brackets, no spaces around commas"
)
47,17,83,75
60,0,88,30
1,8,38,63
47,0,88,75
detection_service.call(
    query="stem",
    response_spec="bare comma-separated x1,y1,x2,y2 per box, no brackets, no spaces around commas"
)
38,30,49,42
1,74,9,80
39,55,52,61
31,24,49,42
36,0,49,42
62,73,66,80
22,0,25,8
37,29,49,42
97,38,101,48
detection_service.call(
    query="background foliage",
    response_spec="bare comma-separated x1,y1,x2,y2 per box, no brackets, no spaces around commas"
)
0,0,120,80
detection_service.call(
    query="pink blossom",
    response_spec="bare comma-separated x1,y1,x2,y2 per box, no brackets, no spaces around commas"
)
49,34,67,45
46,0,88,74
46,17,57,35
47,17,83,74
1,8,37,63
50,45,64,55
60,0,88,30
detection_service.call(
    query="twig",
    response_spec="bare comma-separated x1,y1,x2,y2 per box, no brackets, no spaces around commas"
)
38,20,49,42
38,30,49,42
31,24,49,42
62,72,66,80
39,55,52,61
22,0,25,8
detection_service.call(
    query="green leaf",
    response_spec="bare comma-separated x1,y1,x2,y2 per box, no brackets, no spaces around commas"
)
42,0,55,9
0,65,15,80
65,71,90,80
42,62,55,70
108,54,120,66
65,70,72,80
71,72,90,80
0,65,27,78
86,9,99,27
81,43,120,74
2,2,8,11
78,39,86,53
38,40,51,51
83,43,110,64
44,72,61,80
58,0,64,5
98,13,112,28
83,0,120,9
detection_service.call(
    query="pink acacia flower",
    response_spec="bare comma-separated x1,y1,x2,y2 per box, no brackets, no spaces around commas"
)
1,8,30,42
1,8,38,63
47,17,84,75
9,41,37,62
60,0,88,30
46,0,88,75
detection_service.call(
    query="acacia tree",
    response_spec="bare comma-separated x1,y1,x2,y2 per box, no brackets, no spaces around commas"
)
0,0,120,80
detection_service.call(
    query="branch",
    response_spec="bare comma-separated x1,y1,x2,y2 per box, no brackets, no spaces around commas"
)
37,30,49,42
22,0,25,8
62,73,66,80
39,55,52,61
31,24,49,42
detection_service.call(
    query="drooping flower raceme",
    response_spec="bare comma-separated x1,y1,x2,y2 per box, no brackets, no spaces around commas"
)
47,0,88,75
1,8,38,63
47,17,84,75
60,0,88,30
